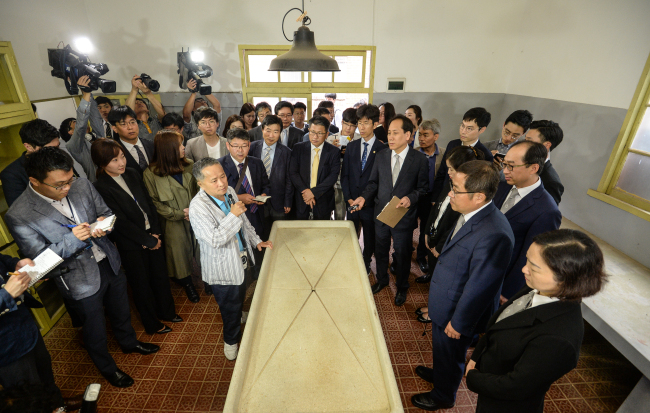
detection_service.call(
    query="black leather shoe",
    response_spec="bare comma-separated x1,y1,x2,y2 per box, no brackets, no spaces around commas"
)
418,259,430,273
389,264,396,274
411,393,455,411
184,283,200,303
122,341,160,355
415,365,435,383
415,307,426,316
415,273,432,284
103,368,134,388
394,291,407,306
156,325,172,334
371,282,388,294
167,314,183,323
417,314,432,324
63,394,84,411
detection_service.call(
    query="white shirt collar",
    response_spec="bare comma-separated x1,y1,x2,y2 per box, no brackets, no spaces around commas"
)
463,139,479,147
462,200,492,223
530,289,560,308
263,141,277,151
391,145,409,160
362,135,376,147
546,152,551,163
311,142,324,151
230,155,246,167
513,177,542,200
30,183,60,204
121,138,142,150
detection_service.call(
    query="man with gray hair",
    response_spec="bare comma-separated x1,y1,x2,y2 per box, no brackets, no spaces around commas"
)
189,157,272,360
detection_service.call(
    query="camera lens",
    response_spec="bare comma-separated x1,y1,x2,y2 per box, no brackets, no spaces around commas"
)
144,78,160,92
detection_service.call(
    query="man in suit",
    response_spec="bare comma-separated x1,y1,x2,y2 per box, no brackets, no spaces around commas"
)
95,96,116,139
108,106,155,176
250,114,294,241
291,101,309,133
431,107,494,202
483,109,533,157
219,128,270,239
351,115,429,306
524,120,564,205
185,107,227,162
302,107,334,143
328,108,361,220
181,78,223,141
411,161,514,411
290,116,341,220
318,100,340,134
493,141,562,301
5,148,159,388
341,104,387,272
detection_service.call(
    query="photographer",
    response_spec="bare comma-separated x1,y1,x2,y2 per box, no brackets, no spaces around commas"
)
126,75,165,141
182,78,222,141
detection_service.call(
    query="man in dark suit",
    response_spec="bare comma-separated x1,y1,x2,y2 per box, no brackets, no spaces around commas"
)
290,116,340,220
411,161,514,411
524,120,564,205
219,128,270,239
249,101,304,149
5,148,159,388
318,100,340,134
351,115,429,306
493,141,562,301
250,114,294,240
431,107,494,202
341,104,387,272
108,106,155,176
291,101,309,133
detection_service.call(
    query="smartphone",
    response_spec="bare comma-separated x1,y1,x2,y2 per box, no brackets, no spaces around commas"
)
494,153,506,163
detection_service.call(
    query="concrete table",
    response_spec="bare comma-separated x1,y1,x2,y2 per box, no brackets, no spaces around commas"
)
224,221,403,413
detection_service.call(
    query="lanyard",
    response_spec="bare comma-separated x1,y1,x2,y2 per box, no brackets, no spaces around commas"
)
206,194,248,251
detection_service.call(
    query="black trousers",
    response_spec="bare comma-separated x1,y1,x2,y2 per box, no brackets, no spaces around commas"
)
0,334,64,408
428,322,473,405
416,197,434,262
350,210,376,268
211,281,246,345
68,259,138,375
375,223,413,292
119,247,176,334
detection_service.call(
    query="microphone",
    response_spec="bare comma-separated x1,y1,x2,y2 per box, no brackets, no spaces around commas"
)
227,194,236,205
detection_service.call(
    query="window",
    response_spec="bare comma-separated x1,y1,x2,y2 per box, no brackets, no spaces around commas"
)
589,51,650,221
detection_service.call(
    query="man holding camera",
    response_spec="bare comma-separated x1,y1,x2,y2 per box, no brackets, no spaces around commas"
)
182,79,223,141
126,75,165,141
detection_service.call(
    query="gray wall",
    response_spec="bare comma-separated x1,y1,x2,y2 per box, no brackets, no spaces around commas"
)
158,91,243,123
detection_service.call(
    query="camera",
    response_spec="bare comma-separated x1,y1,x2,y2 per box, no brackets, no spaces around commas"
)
177,49,213,95
138,73,160,92
48,44,116,95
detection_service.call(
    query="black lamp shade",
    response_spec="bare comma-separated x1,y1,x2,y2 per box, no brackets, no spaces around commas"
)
268,26,340,72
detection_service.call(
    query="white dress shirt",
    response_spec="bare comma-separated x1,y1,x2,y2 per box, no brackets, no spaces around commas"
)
390,146,409,174
462,201,493,224
121,138,149,165
111,174,150,229
530,289,560,308
359,136,376,162
434,196,452,229
508,177,542,208
231,155,255,194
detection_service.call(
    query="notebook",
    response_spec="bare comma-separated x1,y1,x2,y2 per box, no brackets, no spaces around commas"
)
17,248,65,287
89,215,116,232
253,195,271,203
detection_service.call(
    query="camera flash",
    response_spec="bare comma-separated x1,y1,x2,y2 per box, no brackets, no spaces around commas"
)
74,37,94,54
190,50,205,62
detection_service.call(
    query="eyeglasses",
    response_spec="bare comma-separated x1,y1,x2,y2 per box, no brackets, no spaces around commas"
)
342,121,357,128
229,144,249,150
199,120,218,126
459,123,477,133
41,176,77,191
277,114,292,119
358,120,374,127
116,120,138,128
309,130,327,138
502,127,522,139
502,163,529,171
449,187,476,197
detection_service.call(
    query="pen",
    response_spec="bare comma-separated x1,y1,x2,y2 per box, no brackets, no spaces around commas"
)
60,224,77,228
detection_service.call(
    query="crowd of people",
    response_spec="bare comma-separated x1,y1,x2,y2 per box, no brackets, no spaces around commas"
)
0,77,609,412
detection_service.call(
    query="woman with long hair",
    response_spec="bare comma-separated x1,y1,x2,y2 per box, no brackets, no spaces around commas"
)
405,104,423,147
222,114,245,137
239,103,257,130
375,102,395,143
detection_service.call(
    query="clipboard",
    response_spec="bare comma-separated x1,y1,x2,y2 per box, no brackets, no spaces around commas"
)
376,196,409,228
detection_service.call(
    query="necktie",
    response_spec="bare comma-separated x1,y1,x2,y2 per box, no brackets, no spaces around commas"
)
361,142,369,170
311,148,320,188
500,187,520,214
238,163,257,213
496,290,536,323
392,154,401,186
263,147,272,177
133,144,148,171
105,122,112,139
450,215,465,240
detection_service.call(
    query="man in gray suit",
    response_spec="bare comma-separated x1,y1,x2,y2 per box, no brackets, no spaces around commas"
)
5,147,159,388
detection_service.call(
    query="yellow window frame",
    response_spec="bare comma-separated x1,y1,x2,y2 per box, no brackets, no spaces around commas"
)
588,51,650,222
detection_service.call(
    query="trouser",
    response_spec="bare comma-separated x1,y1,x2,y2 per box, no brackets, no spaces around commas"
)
428,322,473,405
375,223,413,292
416,198,433,263
211,281,246,345
69,259,138,375
0,334,64,409
333,187,346,220
350,211,376,268
119,248,176,334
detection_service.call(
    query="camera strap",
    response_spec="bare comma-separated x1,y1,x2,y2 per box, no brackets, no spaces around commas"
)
234,157,249,193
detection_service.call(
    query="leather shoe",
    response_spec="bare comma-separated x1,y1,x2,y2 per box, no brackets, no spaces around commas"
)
122,341,160,355
411,393,454,411
394,291,407,306
156,325,172,334
371,282,388,294
103,368,134,388
417,314,432,324
415,273,432,284
184,283,200,303
418,259,430,273
415,307,426,316
415,365,435,383
63,394,84,411
166,314,183,323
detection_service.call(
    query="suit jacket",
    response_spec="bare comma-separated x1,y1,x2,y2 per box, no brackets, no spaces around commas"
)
117,137,155,176
374,125,387,143
283,126,305,149
467,287,583,413
493,181,562,298
424,182,460,254
289,141,340,217
540,160,563,205
341,137,387,220
431,139,494,202
184,135,227,162
250,140,294,212
248,125,263,142
65,95,104,182
5,178,122,301
360,148,429,231
93,168,162,251
483,139,499,152
0,153,28,207
428,202,514,337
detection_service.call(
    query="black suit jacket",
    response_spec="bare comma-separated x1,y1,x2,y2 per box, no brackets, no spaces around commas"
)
360,148,429,231
467,286,583,413
0,152,28,207
373,125,387,143
289,141,340,217
431,139,494,202
424,181,460,253
285,126,305,150
93,167,161,251
117,138,155,176
540,160,563,205
249,140,294,213
341,137,387,220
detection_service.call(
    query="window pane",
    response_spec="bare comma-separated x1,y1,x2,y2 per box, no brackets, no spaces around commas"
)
0,54,20,104
630,108,650,152
248,55,278,83
364,51,372,89
280,71,302,82
281,97,307,107
334,56,363,83
252,97,279,108
615,152,650,201
311,71,332,82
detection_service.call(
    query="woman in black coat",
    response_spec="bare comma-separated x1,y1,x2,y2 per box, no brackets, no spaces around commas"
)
91,138,181,335
465,229,608,413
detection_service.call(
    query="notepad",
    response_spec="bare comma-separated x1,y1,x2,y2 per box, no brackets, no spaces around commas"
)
254,195,271,203
376,196,409,228
89,215,116,232
17,248,64,287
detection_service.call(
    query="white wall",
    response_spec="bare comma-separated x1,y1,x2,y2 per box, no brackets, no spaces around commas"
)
1,0,649,108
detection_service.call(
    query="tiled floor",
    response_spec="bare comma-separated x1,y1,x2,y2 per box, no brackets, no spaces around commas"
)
47,256,641,412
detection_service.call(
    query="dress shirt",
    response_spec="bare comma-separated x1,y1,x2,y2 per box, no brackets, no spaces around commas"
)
434,196,452,229
111,174,150,230
210,195,244,251
262,141,277,170
360,136,376,162
420,143,440,192
465,139,478,147
462,201,493,225
310,143,324,181
495,137,520,154
390,146,409,174
121,138,149,165
530,289,560,308
231,155,255,194
30,185,106,262
508,177,542,208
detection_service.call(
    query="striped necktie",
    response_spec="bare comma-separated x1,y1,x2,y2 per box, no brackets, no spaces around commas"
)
238,163,257,213
361,142,368,170
263,147,272,177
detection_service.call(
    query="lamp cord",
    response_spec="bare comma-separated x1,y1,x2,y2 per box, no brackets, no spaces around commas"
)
281,0,311,42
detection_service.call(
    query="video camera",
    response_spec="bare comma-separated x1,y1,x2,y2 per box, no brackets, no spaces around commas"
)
48,44,116,95
138,73,160,92
177,49,213,95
